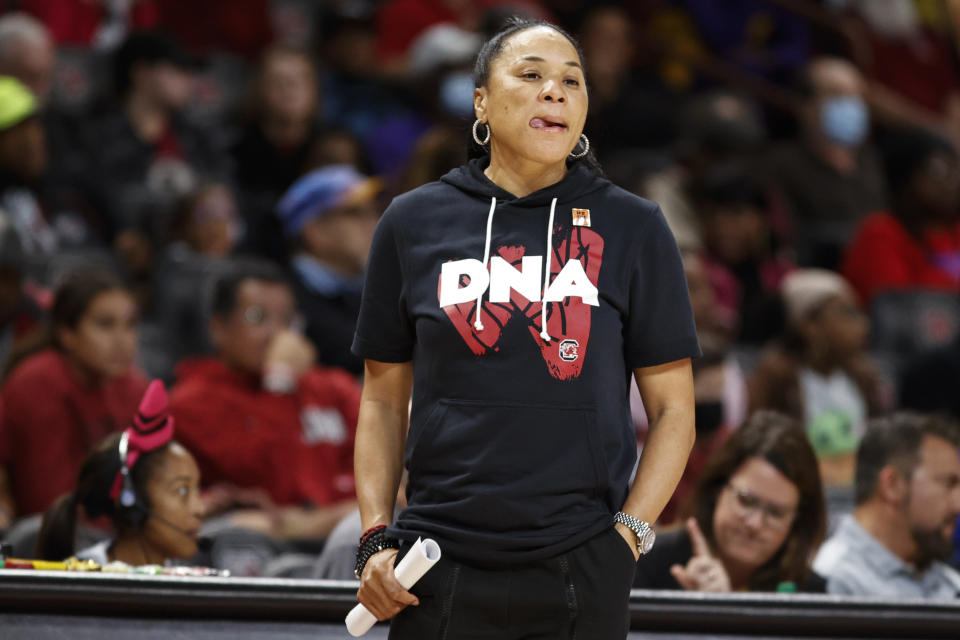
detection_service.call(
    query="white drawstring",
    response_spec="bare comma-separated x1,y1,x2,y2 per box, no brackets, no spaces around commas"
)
540,197,558,341
474,197,497,331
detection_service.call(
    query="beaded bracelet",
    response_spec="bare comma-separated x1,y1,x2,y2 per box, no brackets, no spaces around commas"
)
360,524,387,545
354,529,399,579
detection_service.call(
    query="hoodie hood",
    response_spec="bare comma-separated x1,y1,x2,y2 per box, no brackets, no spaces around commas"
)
440,156,609,207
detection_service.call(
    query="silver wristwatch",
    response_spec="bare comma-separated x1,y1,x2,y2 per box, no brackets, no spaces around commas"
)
614,511,656,555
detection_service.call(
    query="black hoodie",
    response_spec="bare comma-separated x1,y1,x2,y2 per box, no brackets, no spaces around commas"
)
352,157,699,567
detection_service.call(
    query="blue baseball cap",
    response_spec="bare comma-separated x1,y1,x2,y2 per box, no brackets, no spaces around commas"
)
276,165,380,238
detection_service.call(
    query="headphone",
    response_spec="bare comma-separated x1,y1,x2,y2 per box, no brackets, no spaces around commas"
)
114,431,212,552
116,430,150,529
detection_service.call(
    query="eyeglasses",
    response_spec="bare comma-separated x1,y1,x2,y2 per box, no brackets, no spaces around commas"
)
724,484,797,529
240,305,303,331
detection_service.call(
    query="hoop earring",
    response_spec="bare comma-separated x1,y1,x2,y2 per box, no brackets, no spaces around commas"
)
569,133,590,159
472,119,490,146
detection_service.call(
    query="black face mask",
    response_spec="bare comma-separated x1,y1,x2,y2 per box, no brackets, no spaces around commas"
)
695,401,725,437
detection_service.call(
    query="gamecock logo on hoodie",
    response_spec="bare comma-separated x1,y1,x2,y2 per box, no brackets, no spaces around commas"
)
437,225,604,380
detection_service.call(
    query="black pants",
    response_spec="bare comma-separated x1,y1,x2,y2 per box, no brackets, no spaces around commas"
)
389,528,635,640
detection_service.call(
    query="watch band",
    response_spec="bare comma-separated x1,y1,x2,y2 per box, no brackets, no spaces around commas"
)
614,511,656,555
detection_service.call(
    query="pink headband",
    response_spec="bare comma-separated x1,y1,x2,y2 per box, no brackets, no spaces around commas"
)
109,380,175,501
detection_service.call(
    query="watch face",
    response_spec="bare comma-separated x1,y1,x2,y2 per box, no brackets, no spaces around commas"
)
640,529,656,554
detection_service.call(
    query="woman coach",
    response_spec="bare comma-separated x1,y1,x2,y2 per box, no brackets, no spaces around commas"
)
351,17,700,639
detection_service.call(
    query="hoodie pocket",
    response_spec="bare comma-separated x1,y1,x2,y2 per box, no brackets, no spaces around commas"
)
407,399,609,532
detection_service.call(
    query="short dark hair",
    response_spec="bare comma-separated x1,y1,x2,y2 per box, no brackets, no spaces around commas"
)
112,31,195,97
688,410,826,590
209,258,289,319
855,412,960,505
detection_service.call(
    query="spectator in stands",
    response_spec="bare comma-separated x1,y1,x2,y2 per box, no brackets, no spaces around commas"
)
305,127,369,175
633,411,826,592
317,4,432,177
399,125,464,193
37,380,205,565
0,218,47,378
682,253,747,426
406,19,480,114
749,269,885,515
152,0,272,62
89,31,226,270
0,12,55,104
232,45,321,263
899,332,960,422
21,0,160,50
0,12,116,250
0,269,146,522
765,57,887,269
151,182,241,369
814,412,960,598
579,5,679,159
316,5,383,137
0,75,55,257
373,0,544,74
693,163,793,345
642,91,765,251
169,260,358,541
166,182,241,260
837,1,960,145
842,128,960,306
275,166,380,377
634,251,747,525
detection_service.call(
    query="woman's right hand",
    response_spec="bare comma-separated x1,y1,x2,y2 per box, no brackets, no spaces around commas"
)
669,517,731,592
357,548,420,621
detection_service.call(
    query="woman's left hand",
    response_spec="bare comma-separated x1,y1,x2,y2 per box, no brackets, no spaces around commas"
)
614,522,641,562
669,518,731,592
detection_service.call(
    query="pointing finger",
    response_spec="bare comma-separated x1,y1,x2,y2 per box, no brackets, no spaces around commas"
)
686,517,712,558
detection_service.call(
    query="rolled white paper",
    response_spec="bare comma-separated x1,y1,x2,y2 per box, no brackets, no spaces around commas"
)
345,537,442,637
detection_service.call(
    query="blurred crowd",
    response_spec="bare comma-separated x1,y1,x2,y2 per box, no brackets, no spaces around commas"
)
2,0,960,599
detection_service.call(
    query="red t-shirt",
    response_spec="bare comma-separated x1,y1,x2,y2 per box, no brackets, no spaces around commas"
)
0,349,148,516
841,211,960,304
169,359,359,507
